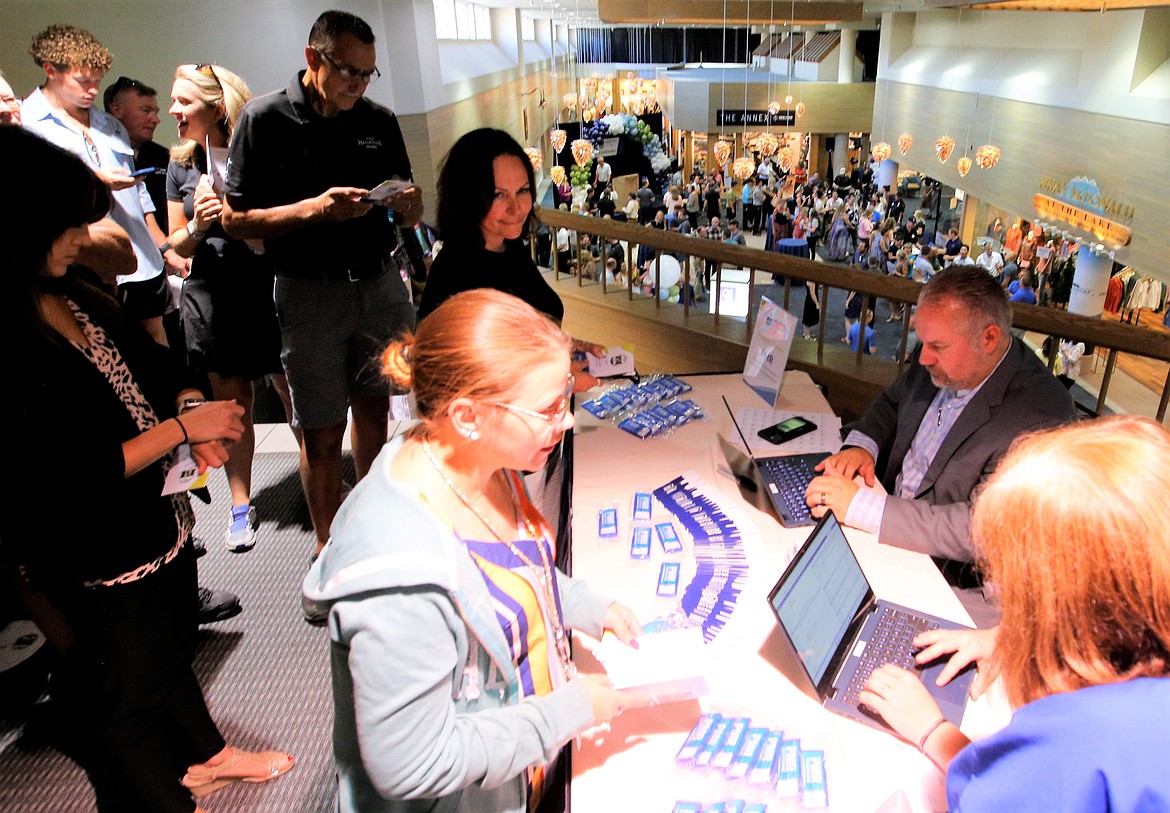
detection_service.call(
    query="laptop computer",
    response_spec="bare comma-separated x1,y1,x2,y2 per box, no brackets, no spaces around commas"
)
765,511,975,732
722,396,825,528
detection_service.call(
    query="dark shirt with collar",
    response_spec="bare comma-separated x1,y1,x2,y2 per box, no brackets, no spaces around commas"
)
223,71,413,278
136,139,172,232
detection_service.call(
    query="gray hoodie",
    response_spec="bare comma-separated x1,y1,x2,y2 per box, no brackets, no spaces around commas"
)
303,434,612,812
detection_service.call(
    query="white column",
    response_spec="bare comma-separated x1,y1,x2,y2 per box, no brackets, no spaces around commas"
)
834,133,849,175
837,29,857,83
1068,246,1113,317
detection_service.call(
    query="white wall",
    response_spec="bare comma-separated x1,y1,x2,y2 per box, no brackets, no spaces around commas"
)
878,8,1169,126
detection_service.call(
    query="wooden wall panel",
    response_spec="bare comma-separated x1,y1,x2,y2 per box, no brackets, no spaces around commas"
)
873,80,1168,281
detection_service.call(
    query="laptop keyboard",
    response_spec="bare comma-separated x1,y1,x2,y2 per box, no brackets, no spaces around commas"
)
757,454,820,525
843,607,939,706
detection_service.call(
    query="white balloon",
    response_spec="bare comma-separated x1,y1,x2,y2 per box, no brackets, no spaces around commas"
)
653,254,681,288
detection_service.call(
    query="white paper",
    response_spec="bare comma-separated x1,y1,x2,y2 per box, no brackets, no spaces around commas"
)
363,178,411,203
732,407,843,455
204,136,228,193
587,346,635,378
592,627,709,703
161,444,205,495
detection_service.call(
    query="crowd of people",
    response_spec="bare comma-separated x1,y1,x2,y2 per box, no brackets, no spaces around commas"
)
2,10,1167,813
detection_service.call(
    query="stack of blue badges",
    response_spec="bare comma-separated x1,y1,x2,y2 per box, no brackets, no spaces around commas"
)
653,475,748,642
673,713,828,809
580,376,706,439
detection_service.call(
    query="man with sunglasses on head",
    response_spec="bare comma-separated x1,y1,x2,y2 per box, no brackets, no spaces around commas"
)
221,10,422,559
22,24,169,344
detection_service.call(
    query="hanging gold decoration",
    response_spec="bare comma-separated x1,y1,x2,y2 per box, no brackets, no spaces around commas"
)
871,142,892,162
784,94,793,105
731,156,756,180
777,150,794,172
570,139,594,167
757,133,780,157
582,105,597,122
898,132,913,155
767,100,782,116
561,92,577,111
957,156,973,177
549,165,566,185
975,144,1001,169
524,147,543,172
935,136,955,163
713,140,733,166
795,102,806,118
550,129,567,154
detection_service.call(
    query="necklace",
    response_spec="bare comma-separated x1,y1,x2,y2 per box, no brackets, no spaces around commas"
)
420,440,576,682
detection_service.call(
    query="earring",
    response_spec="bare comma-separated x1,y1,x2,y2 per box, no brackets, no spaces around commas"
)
465,429,480,441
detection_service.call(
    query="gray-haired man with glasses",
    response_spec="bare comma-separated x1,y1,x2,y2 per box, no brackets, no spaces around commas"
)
222,9,422,559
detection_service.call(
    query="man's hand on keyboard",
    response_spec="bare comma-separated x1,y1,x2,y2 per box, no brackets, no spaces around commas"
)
805,473,860,520
816,446,877,484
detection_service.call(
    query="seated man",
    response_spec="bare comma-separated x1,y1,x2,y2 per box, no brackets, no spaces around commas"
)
806,266,1075,584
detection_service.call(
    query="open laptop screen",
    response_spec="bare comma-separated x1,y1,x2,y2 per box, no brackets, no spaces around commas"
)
768,513,871,685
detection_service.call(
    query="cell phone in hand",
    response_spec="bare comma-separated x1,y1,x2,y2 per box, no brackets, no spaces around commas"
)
758,416,817,445
130,167,155,178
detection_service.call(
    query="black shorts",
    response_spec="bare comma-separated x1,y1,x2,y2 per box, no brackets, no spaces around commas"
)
118,273,170,320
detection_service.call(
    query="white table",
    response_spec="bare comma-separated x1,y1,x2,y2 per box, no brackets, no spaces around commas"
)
569,372,1009,813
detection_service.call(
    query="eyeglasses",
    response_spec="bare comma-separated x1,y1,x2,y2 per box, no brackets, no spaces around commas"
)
314,50,380,84
492,374,575,424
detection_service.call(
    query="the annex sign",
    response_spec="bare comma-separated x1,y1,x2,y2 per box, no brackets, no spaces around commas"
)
717,109,796,127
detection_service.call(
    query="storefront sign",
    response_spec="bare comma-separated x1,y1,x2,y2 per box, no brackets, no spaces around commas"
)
1033,176,1133,246
718,109,796,127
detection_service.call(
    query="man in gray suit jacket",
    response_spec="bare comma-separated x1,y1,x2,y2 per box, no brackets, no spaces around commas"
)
805,266,1075,579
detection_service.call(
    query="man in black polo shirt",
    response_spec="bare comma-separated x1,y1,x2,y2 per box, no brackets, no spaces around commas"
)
222,10,423,557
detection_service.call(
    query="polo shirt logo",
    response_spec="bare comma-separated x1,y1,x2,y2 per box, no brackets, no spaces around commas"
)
357,136,383,150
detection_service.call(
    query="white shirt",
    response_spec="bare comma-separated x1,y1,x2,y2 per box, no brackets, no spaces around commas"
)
23,88,163,285
974,250,1004,276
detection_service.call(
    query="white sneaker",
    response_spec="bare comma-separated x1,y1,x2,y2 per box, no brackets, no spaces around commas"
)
225,505,257,553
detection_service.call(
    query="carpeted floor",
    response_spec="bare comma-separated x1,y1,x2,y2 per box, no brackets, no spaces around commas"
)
0,452,341,813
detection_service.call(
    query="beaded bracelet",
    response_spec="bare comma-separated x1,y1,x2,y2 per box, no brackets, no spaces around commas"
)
174,416,189,445
918,715,947,753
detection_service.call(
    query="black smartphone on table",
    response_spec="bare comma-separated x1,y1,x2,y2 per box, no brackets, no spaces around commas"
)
758,416,817,445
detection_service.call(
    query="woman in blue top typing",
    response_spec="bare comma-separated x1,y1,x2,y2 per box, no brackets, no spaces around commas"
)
860,416,1170,812
304,289,648,813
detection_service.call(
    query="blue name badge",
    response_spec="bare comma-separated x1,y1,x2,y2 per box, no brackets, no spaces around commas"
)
598,507,618,538
629,526,652,559
711,716,750,771
657,561,681,596
748,730,783,786
727,727,768,780
799,750,828,808
676,713,722,765
693,716,731,767
656,522,684,553
632,491,654,521
776,738,801,796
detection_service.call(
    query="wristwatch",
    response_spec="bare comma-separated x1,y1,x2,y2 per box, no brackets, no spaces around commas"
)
186,220,206,238
158,241,172,255
180,398,207,413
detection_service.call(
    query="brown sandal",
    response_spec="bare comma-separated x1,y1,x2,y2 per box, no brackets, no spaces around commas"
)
182,748,294,799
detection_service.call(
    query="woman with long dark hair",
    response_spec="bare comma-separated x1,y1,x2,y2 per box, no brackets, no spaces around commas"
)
1,126,292,813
